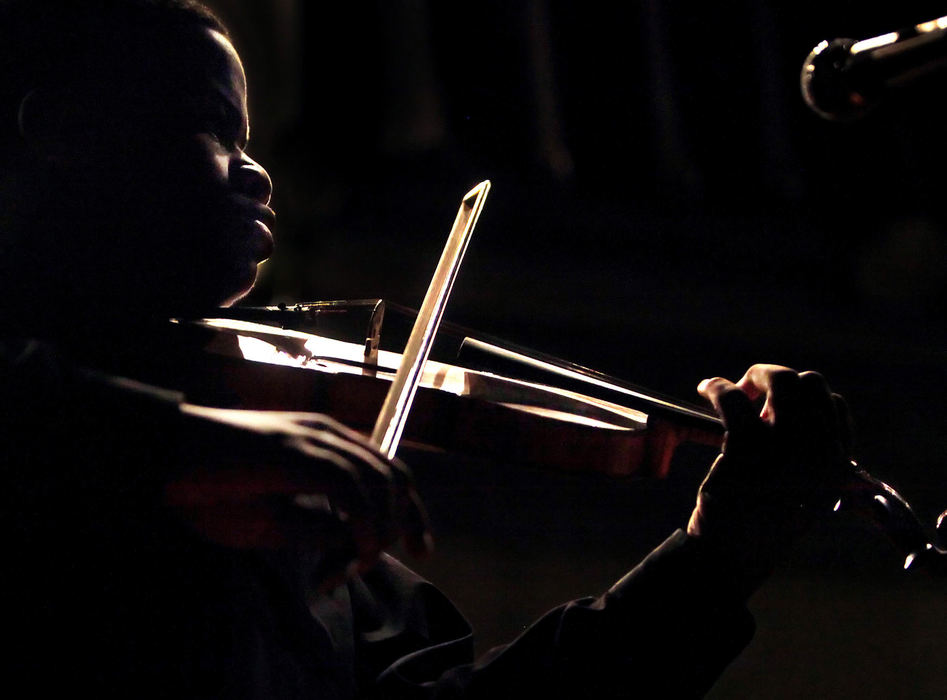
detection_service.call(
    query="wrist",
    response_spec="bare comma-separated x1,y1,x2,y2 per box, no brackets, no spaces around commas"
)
686,491,785,599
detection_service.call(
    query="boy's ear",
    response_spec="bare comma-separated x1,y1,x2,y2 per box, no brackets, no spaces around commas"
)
17,87,91,163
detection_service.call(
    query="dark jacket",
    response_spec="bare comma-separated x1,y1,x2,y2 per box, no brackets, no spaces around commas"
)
0,337,752,698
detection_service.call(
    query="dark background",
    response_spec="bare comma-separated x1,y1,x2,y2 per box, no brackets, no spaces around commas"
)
207,2,947,696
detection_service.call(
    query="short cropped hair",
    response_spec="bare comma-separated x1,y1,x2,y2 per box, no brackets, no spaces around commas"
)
0,0,227,161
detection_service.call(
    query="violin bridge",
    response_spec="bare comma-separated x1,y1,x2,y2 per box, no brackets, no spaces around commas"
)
362,299,385,375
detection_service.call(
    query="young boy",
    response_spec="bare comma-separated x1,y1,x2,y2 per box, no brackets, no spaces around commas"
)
0,1,851,696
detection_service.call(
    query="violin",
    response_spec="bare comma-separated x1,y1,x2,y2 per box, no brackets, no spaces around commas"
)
182,299,947,576
84,181,947,576
178,299,720,478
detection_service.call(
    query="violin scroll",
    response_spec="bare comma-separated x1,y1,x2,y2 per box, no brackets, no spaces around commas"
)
836,464,947,575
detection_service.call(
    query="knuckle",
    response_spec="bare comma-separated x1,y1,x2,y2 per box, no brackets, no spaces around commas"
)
294,439,348,471
308,412,342,428
716,385,751,411
769,367,801,389
799,370,829,391
702,376,729,393
750,362,792,373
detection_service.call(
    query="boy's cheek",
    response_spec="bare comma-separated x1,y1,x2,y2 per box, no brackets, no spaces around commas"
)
155,135,232,196
115,133,229,183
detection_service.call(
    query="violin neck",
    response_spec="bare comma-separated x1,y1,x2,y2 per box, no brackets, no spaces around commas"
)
455,335,722,432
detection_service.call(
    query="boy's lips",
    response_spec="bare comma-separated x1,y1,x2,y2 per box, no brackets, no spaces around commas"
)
227,200,276,261
250,218,274,260
253,203,277,229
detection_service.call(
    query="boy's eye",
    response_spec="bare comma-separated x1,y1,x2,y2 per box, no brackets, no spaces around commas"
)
198,114,236,148
197,104,243,150
206,127,236,150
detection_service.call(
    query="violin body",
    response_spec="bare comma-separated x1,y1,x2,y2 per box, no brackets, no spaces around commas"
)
177,312,718,478
72,300,716,480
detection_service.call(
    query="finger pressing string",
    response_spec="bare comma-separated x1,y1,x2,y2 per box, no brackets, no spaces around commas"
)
737,366,801,424
698,377,755,434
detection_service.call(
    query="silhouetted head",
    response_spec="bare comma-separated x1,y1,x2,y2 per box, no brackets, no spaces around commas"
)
0,0,274,329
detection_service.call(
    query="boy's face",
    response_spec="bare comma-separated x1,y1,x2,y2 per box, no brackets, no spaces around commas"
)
25,25,275,314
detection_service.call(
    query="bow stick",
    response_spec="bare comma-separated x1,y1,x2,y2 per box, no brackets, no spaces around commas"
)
370,180,491,458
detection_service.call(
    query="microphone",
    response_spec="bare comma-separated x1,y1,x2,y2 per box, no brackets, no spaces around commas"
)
801,15,947,120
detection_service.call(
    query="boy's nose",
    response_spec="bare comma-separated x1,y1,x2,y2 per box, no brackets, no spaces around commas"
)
233,155,273,206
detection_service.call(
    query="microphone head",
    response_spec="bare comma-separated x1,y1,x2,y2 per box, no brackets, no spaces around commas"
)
801,38,880,121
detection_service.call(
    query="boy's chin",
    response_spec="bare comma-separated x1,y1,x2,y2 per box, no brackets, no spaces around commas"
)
213,261,261,309
122,261,260,318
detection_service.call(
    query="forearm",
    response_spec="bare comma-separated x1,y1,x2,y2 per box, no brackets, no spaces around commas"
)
367,532,754,699
2,338,188,505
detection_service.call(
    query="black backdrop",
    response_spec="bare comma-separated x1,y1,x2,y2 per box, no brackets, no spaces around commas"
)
205,2,947,696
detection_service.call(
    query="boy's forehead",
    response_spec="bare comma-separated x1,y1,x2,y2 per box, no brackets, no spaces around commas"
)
153,28,245,100
93,26,246,111
199,29,246,94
